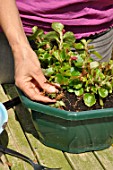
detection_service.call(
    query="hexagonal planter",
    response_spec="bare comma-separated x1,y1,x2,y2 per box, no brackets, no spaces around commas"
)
17,88,113,153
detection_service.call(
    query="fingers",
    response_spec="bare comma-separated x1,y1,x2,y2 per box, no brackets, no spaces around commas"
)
17,81,57,103
28,91,56,103
31,79,60,94
41,82,59,93
14,55,60,102
45,81,61,89
22,87,57,103
32,70,60,93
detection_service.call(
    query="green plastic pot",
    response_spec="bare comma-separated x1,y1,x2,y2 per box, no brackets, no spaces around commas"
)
17,88,113,153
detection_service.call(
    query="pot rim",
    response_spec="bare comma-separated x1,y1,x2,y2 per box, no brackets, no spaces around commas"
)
17,88,113,121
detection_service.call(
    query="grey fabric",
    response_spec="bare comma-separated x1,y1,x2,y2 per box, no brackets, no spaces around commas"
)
0,32,14,84
89,28,113,62
0,28,113,84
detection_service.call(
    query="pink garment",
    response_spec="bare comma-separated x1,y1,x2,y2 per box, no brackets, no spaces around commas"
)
16,0,113,39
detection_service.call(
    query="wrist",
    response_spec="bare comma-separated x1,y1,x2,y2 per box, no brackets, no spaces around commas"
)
11,38,30,50
12,43,39,66
12,45,32,65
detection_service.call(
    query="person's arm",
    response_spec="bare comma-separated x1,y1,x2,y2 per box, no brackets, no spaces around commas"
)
0,0,59,102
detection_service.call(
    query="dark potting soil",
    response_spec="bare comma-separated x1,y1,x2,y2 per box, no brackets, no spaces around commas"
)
61,91,113,112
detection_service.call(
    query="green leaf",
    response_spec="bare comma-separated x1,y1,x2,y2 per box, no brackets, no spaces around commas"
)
43,52,50,59
44,67,54,76
52,22,64,34
58,101,66,107
90,61,99,69
105,82,112,91
95,69,105,80
74,43,84,50
43,31,60,42
50,100,65,108
29,26,44,40
111,79,113,88
98,87,108,98
74,55,84,67
80,39,87,46
79,51,87,59
83,93,96,107
55,74,63,84
37,42,48,48
52,50,60,61
86,39,92,44
60,63,71,71
36,48,45,54
55,74,69,85
74,88,84,96
70,67,81,77
61,69,71,77
67,89,74,93
81,76,87,82
32,26,38,33
55,101,66,108
86,86,90,92
99,98,104,107
63,31,76,44
74,81,83,89
68,79,76,87
91,50,102,59
60,50,66,61
91,86,97,94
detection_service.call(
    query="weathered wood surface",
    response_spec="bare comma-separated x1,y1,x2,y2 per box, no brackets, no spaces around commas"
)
0,84,113,170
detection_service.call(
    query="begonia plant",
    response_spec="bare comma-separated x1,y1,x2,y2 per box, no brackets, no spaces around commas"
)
29,22,113,108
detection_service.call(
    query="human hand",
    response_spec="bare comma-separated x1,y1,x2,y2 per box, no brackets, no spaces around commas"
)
13,45,60,103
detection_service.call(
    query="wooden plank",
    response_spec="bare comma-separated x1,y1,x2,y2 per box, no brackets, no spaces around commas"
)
3,112,35,170
0,85,36,170
26,133,73,170
65,152,104,170
0,85,10,170
4,84,73,170
0,153,10,170
94,147,113,170
0,130,10,170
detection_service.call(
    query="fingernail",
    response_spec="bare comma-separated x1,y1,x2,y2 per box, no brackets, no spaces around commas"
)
52,89,59,93
50,87,58,93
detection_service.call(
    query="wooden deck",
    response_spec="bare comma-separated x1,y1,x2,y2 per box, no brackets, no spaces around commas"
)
1,84,113,170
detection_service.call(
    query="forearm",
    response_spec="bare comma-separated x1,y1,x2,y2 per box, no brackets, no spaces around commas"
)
0,0,30,58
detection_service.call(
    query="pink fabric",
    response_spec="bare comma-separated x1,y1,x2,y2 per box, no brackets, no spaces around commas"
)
15,0,113,39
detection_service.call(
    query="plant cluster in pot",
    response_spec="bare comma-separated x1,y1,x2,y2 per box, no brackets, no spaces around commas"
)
17,22,113,153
